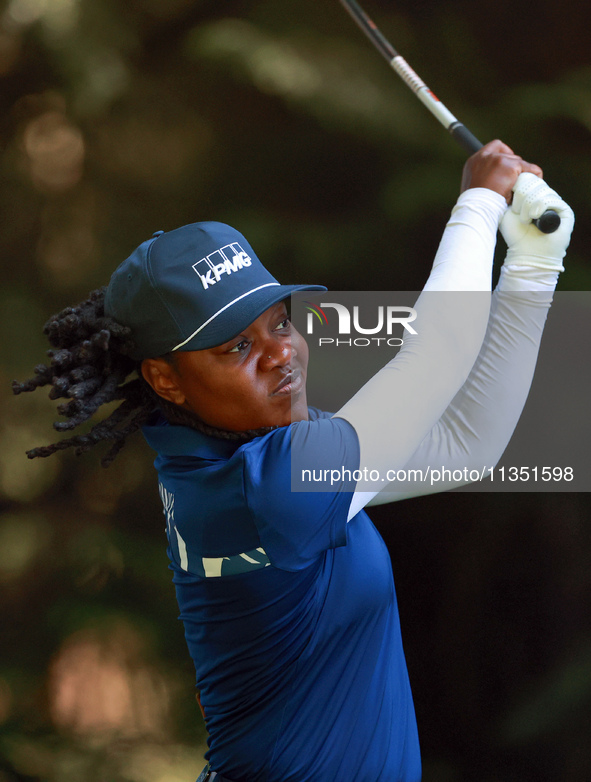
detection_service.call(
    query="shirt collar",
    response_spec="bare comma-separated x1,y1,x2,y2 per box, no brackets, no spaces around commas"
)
142,414,244,460
141,407,322,460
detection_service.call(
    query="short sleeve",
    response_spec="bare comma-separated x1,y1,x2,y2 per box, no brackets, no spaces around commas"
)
243,416,360,571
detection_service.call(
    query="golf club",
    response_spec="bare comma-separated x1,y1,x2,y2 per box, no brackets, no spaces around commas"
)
340,0,561,234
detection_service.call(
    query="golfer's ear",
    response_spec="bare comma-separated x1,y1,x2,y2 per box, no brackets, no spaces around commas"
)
141,358,186,406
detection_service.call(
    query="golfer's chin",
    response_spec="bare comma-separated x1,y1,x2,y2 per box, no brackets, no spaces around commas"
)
268,386,309,427
187,382,309,432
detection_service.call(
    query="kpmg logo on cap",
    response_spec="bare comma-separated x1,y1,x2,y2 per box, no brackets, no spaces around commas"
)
192,243,252,290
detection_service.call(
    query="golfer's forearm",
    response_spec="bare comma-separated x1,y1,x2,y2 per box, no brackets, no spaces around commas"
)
366,282,554,503
335,189,506,519
423,188,506,291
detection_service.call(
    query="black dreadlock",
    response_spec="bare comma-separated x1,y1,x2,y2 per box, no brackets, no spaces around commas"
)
12,288,277,466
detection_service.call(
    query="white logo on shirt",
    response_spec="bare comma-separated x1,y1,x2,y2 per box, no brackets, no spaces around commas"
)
158,482,175,530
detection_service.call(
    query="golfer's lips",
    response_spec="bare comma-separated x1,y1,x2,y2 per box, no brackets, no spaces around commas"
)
271,370,303,396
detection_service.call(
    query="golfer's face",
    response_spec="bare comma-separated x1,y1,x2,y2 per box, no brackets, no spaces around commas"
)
169,302,309,430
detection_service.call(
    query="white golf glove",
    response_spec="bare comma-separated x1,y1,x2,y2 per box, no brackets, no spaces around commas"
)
500,172,574,269
499,173,574,291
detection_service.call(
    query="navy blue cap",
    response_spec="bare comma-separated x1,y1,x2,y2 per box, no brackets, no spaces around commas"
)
104,222,326,360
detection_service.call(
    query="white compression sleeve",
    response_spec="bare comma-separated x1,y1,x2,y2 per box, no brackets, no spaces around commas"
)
365,275,555,504
423,188,506,291
360,176,571,507
332,188,507,521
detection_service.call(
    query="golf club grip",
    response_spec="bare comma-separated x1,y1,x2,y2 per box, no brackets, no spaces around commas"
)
450,123,560,234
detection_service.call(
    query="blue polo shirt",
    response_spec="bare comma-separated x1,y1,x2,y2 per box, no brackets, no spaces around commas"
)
143,409,421,782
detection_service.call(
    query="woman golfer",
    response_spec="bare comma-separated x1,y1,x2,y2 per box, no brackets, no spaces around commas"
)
14,141,574,782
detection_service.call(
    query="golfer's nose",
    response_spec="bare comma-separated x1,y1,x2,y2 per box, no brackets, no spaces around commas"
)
260,336,291,369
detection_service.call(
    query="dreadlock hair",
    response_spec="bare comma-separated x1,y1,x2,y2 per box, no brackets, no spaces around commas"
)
12,288,278,467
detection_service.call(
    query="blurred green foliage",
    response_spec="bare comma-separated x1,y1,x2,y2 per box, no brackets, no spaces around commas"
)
0,1,590,780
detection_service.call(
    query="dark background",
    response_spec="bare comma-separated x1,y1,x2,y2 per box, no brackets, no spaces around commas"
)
0,1,590,780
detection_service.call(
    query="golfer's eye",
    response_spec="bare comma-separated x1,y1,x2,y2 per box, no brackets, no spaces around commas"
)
274,317,290,331
227,339,249,354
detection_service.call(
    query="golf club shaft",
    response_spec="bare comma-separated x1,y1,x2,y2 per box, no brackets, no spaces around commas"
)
340,0,560,233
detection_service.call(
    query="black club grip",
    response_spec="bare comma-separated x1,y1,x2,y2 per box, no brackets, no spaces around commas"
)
533,210,561,234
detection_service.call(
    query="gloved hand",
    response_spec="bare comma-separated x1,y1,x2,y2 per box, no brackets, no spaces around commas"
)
500,173,575,271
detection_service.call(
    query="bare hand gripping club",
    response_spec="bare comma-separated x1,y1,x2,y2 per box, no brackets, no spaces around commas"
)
340,0,561,234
